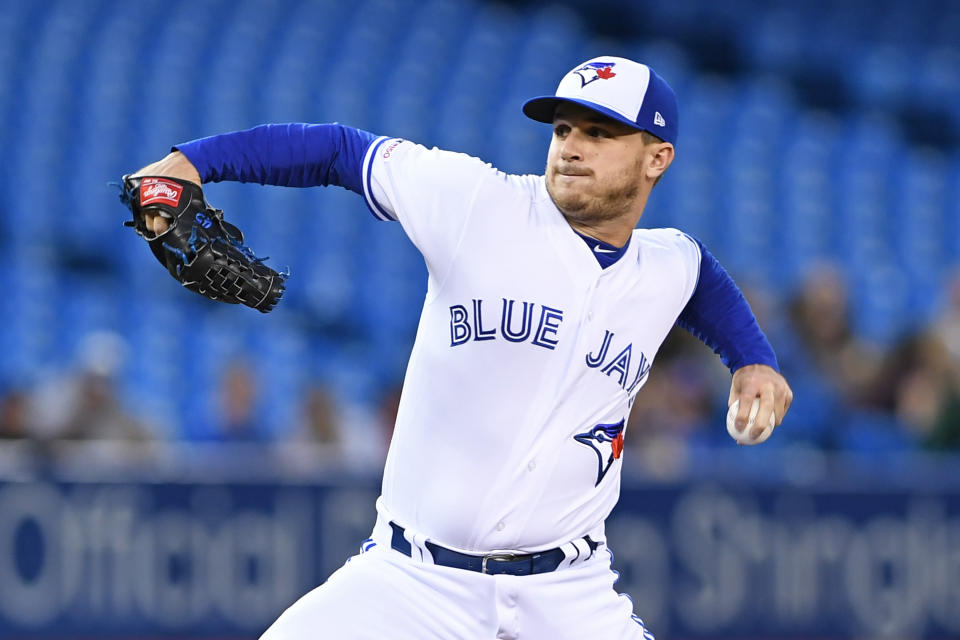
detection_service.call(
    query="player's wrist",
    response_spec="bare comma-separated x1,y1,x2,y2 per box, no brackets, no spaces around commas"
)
134,151,202,186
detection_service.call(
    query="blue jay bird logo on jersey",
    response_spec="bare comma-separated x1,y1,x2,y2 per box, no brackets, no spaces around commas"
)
573,61,617,87
574,419,625,486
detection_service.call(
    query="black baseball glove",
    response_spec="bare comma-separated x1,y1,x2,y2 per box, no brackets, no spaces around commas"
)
119,175,286,312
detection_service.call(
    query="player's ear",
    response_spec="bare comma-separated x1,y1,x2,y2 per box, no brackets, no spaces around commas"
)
645,143,674,181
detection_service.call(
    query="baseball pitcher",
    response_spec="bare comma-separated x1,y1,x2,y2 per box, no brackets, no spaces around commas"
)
127,56,793,639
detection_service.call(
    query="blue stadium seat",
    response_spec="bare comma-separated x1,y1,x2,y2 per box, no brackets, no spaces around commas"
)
245,325,310,437
314,343,386,407
851,268,913,346
666,152,718,243
742,7,806,72
851,45,912,108
631,40,692,91
914,47,960,111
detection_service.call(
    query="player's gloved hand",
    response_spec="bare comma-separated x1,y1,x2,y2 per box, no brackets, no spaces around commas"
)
728,364,793,443
119,155,287,313
133,151,202,235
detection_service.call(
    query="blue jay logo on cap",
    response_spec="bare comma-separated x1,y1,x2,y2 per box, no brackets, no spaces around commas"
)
572,61,618,88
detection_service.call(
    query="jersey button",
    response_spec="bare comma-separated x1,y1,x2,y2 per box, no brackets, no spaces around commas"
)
496,521,505,531
527,460,536,471
587,312,593,321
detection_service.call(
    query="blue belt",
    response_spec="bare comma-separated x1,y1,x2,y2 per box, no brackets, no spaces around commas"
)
389,521,598,576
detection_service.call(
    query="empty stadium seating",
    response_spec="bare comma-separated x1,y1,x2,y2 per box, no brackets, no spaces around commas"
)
0,0,956,441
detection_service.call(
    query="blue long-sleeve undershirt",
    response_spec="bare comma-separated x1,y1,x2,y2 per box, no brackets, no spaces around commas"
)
677,238,779,373
174,123,377,193
174,123,778,373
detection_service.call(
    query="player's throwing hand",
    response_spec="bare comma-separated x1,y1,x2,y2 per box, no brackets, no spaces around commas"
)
728,364,793,443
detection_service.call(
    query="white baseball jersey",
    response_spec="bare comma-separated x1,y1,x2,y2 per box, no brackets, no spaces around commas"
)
362,137,701,554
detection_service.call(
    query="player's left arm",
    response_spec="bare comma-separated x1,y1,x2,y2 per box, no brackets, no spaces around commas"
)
131,123,379,234
171,123,378,191
675,237,794,440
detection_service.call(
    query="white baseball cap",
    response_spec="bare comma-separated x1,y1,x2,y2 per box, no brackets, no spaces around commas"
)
523,56,679,145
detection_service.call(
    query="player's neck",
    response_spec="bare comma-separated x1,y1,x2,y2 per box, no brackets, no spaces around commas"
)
565,198,647,247
554,182,651,247
566,220,634,248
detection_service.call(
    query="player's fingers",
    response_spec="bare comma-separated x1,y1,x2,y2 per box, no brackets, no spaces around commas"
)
783,386,794,419
728,383,739,409
753,420,774,445
145,210,169,235
774,388,787,426
735,392,755,430
751,387,776,439
772,381,793,426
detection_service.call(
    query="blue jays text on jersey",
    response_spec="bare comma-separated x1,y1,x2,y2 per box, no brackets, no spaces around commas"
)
449,298,651,394
448,297,564,349
585,329,651,394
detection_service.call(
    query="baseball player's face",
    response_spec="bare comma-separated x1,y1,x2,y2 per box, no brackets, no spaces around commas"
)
545,104,650,229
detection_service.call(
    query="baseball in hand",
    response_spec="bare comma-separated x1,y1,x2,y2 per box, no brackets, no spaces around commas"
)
726,398,775,445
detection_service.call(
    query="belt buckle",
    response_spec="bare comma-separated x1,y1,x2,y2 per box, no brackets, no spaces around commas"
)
481,552,521,574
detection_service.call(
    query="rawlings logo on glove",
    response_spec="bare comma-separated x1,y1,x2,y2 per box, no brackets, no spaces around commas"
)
140,178,185,206
118,174,287,312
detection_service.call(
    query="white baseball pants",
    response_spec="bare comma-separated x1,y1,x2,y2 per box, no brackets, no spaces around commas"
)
260,524,654,640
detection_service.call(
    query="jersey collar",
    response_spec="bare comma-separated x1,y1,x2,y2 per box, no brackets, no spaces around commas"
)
573,232,631,269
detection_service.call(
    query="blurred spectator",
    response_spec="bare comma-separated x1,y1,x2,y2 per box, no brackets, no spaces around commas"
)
30,331,153,443
301,385,342,447
626,328,723,477
332,382,398,471
870,329,960,450
0,386,44,476
787,263,881,406
376,384,403,451
0,388,29,440
216,359,264,442
925,270,960,448
278,380,391,474
769,263,893,449
58,370,152,441
934,268,960,366
277,383,345,473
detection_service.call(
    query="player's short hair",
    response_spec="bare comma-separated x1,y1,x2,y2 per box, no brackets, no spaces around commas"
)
641,131,664,145
641,131,668,188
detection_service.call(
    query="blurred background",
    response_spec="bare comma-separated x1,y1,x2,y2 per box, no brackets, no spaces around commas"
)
0,0,959,637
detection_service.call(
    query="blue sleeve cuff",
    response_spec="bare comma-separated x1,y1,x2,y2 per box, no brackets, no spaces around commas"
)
676,237,780,373
173,123,378,194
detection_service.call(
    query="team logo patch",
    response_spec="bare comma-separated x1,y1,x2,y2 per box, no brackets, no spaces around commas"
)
572,61,617,87
574,419,625,486
140,177,184,207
